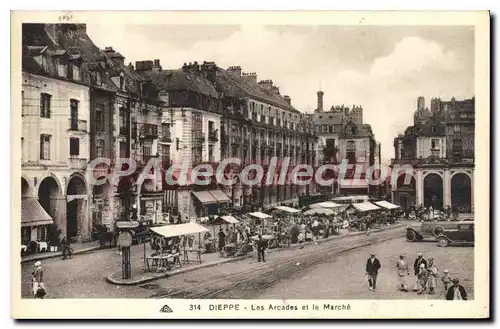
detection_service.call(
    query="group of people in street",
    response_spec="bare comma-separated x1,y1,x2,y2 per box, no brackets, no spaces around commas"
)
365,252,468,300
404,204,462,221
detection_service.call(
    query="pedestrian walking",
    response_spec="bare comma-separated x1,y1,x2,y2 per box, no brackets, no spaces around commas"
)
257,234,267,262
413,253,428,291
396,254,410,292
32,261,46,299
445,278,468,300
441,269,452,293
417,264,428,294
365,253,381,291
427,256,438,295
217,228,226,252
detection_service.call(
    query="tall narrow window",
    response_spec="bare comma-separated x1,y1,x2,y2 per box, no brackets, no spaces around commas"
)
119,108,127,135
70,99,79,130
40,93,51,118
40,134,51,160
119,141,128,158
69,137,80,156
56,58,67,77
96,139,105,158
95,104,105,132
72,64,81,81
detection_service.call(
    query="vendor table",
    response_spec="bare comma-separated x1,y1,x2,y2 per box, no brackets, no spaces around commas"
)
146,253,181,272
182,248,202,264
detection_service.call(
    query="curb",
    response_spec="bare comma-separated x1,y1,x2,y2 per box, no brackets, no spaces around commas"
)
106,223,405,286
21,245,101,264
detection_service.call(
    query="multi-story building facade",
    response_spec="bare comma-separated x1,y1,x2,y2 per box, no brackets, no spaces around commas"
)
215,66,317,212
391,96,474,213
311,90,379,197
21,24,92,243
20,23,320,237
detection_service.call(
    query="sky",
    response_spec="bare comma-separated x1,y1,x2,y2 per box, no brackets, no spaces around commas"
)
86,24,475,163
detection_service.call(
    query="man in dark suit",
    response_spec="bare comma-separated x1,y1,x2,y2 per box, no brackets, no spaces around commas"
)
446,278,468,300
413,253,428,291
256,235,267,262
365,253,381,291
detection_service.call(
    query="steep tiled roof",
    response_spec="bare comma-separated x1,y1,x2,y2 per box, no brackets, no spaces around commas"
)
142,69,219,98
215,68,300,113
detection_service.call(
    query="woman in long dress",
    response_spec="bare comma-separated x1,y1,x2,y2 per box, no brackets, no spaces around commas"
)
32,261,45,299
426,256,438,295
417,263,428,294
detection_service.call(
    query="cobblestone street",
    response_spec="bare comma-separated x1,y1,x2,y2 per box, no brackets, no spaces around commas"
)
21,223,473,300
255,238,474,300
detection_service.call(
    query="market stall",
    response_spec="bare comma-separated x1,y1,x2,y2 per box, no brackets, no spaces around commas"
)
345,202,381,231
143,223,209,272
373,200,401,224
206,215,242,256
308,201,343,209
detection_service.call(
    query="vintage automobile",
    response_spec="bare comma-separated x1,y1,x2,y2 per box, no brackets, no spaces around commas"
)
406,219,474,242
436,222,475,247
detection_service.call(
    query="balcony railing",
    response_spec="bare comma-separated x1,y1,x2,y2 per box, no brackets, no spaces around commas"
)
161,133,172,143
69,157,87,170
208,130,219,142
139,124,158,139
69,119,88,132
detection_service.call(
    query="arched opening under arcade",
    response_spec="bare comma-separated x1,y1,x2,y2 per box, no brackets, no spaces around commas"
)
451,173,472,213
423,173,443,210
66,175,88,241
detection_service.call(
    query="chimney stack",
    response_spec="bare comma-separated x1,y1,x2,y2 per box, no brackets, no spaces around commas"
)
317,90,324,112
227,66,242,77
284,95,291,105
242,72,257,84
153,59,162,72
258,79,273,91
135,60,153,72
201,61,217,84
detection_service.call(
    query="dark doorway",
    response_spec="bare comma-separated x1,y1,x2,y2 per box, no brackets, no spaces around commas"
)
451,173,472,213
423,173,443,209
66,175,87,240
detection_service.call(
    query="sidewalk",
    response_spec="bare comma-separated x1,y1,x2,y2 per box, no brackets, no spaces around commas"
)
106,221,408,286
21,241,101,263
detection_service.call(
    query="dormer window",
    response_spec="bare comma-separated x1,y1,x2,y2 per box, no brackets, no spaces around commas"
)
158,90,169,106
96,71,102,86
120,72,125,91
72,64,80,81
55,58,67,78
431,125,437,133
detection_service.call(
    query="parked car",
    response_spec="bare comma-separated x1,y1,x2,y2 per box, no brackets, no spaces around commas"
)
406,220,474,242
436,222,475,247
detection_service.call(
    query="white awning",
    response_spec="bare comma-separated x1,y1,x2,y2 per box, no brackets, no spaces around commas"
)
339,179,369,188
351,202,381,212
221,215,240,224
209,190,231,203
151,223,209,238
309,201,342,209
303,208,335,216
274,206,301,213
22,198,53,227
247,212,272,219
192,191,218,204
374,200,401,210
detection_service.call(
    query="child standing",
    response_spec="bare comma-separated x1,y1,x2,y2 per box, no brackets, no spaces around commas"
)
441,269,452,293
